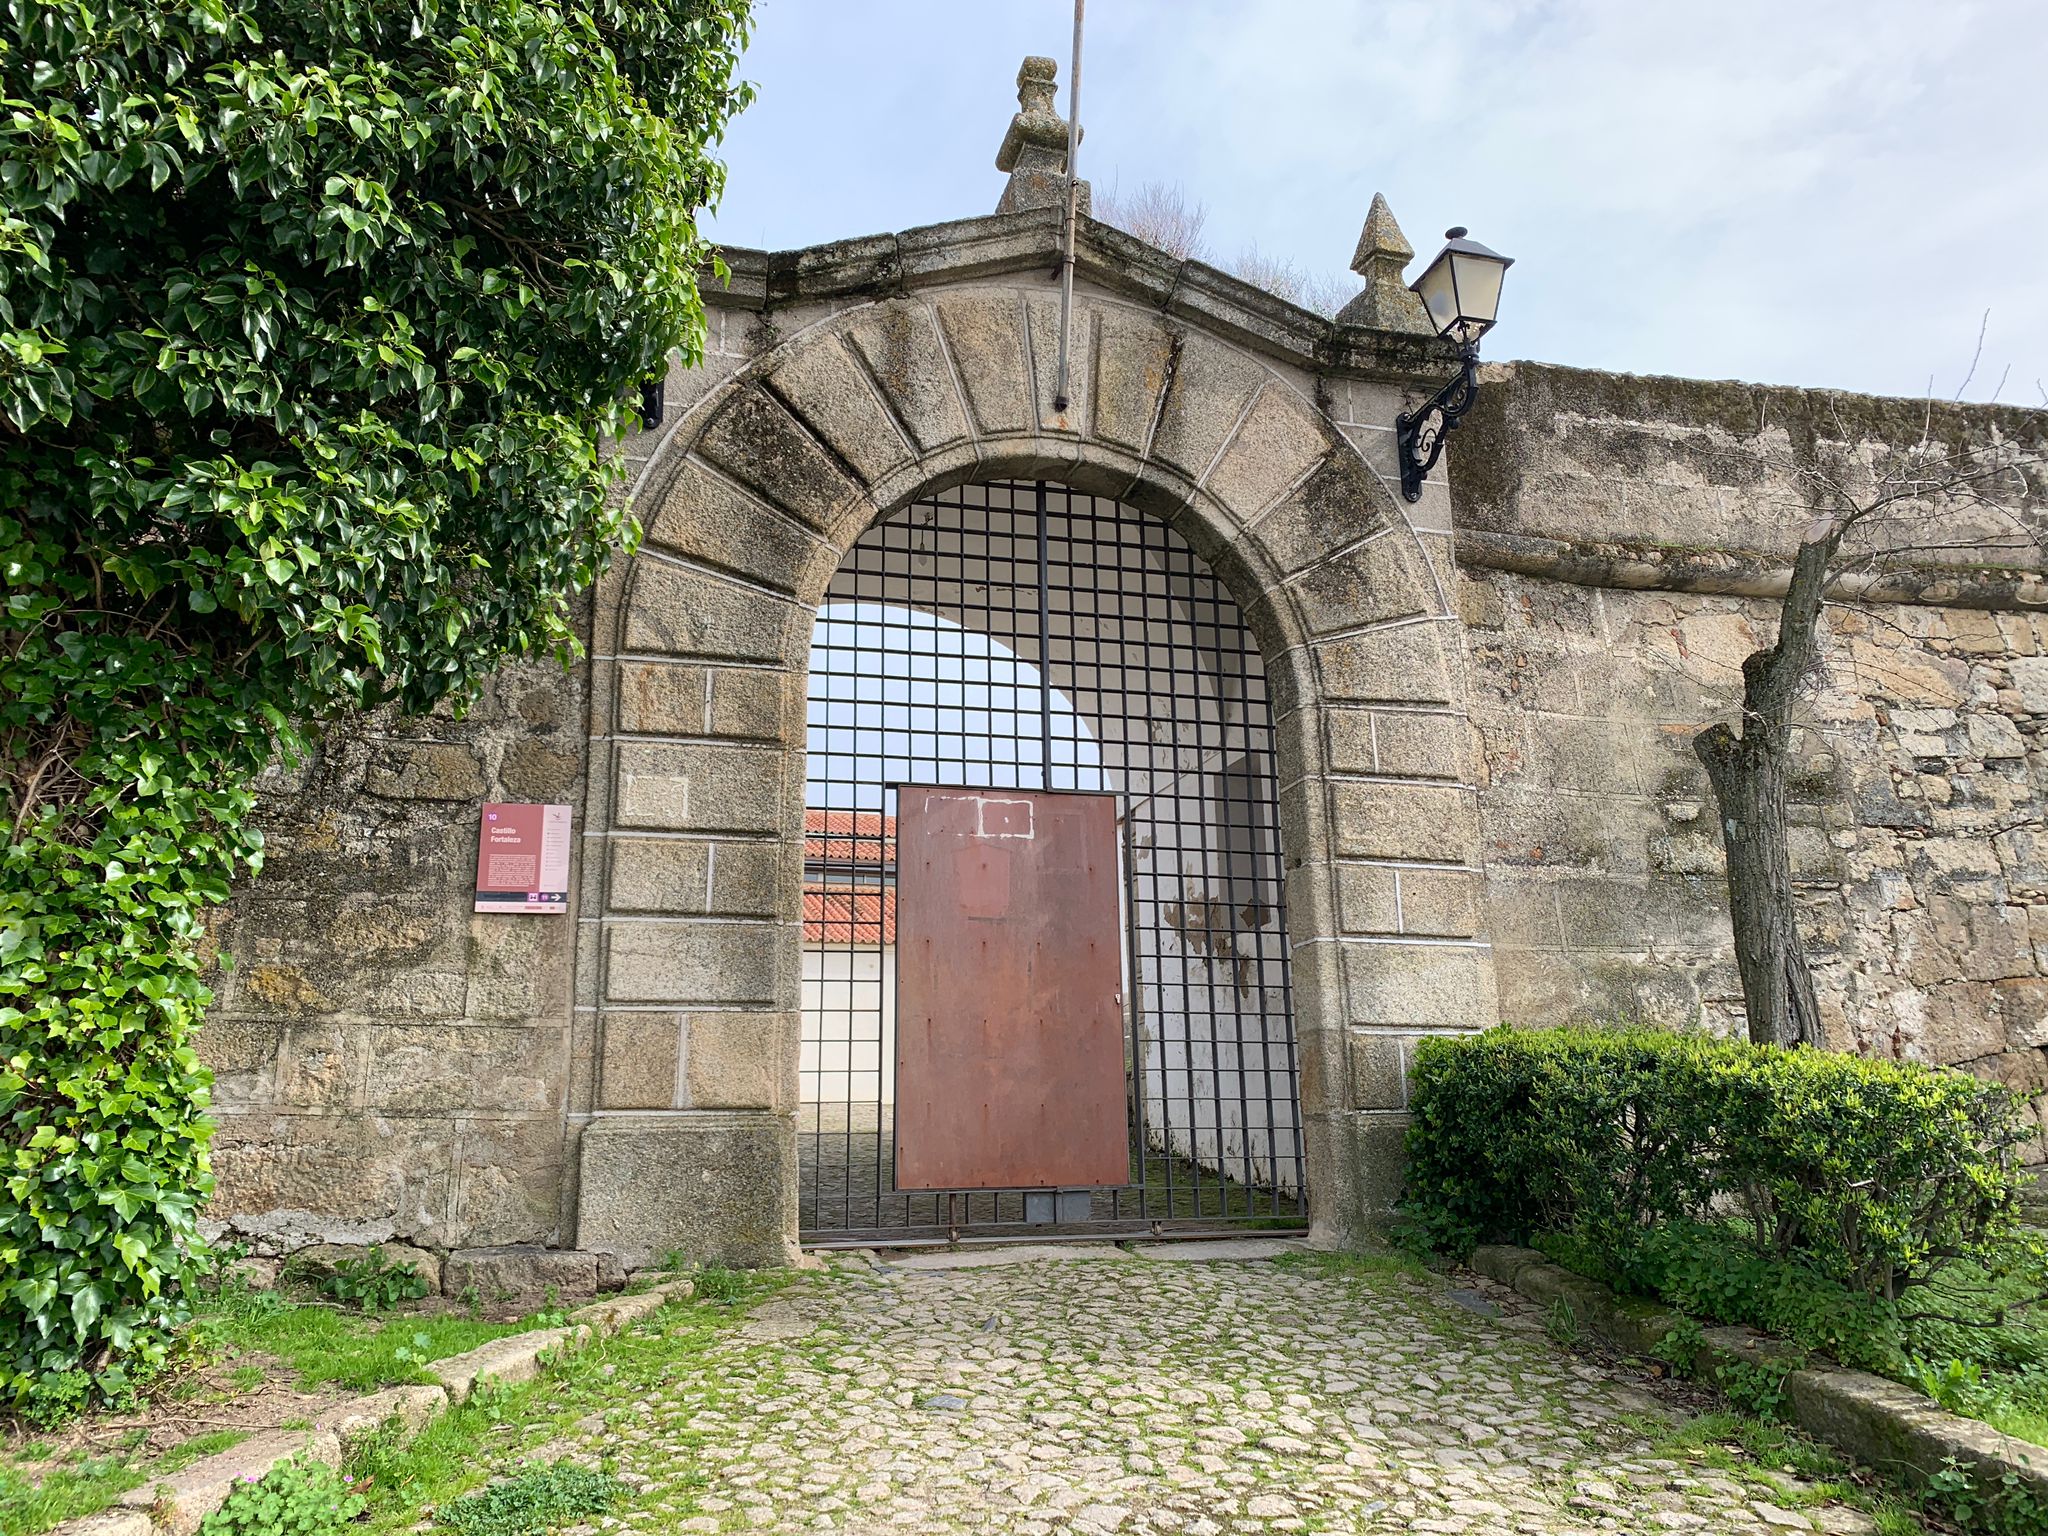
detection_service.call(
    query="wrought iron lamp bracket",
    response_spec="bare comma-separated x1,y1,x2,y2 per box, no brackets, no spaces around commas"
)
1393,341,1482,503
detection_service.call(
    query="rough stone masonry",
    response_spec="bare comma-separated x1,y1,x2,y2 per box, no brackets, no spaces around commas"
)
196,56,2048,1273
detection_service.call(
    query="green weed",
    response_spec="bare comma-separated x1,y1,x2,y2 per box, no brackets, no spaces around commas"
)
431,1462,620,1536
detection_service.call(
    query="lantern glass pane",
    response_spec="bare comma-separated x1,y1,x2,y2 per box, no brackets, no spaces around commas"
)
1447,250,1507,326
1413,254,1460,336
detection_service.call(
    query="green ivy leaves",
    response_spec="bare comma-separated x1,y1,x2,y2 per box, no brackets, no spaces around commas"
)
0,0,752,1402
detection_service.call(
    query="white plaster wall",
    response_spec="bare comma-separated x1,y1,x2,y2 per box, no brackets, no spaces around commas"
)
801,944,896,1109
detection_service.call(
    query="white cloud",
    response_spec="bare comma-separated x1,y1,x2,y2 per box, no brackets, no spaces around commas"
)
708,0,2048,404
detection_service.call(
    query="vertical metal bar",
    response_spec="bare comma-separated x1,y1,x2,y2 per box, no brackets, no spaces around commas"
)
1035,481,1055,790
1121,806,1148,1218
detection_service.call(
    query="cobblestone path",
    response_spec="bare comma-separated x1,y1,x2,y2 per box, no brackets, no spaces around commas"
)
571,1247,1888,1535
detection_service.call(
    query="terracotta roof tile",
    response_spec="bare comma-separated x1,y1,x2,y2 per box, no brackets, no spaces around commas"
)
802,884,895,945
803,808,895,867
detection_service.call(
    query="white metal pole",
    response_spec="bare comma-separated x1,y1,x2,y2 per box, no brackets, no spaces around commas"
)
1052,0,1084,413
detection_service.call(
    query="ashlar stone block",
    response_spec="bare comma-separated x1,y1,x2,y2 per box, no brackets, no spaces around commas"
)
613,662,795,743
621,561,797,665
603,920,788,1006
765,336,913,485
1347,1032,1408,1111
694,386,863,529
1316,622,1456,706
685,1010,799,1111
1088,305,1175,454
608,837,786,919
1341,941,1499,1029
598,1012,682,1109
1397,868,1484,939
1371,711,1474,781
1148,331,1265,486
1025,292,1090,434
1335,864,1400,935
1330,780,1477,863
576,1111,796,1268
1282,533,1435,637
1204,384,1331,520
613,741,784,834
1248,453,1391,578
644,460,824,596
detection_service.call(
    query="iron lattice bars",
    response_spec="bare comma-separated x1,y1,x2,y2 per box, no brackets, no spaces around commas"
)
799,480,1305,1241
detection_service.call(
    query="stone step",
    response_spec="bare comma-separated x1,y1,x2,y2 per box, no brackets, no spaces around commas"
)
429,1325,590,1402
312,1382,447,1442
116,1428,341,1535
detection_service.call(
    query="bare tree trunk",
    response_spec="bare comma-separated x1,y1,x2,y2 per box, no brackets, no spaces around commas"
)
1694,720,1824,1047
1693,534,1837,1048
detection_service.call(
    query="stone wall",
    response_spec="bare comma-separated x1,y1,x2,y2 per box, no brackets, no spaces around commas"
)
198,650,588,1251
1451,362,2048,1156
192,224,2048,1259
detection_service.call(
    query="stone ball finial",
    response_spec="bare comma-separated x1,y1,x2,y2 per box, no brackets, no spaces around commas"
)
1017,55,1058,116
1336,192,1433,335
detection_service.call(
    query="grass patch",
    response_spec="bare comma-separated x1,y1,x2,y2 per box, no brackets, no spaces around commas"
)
347,1268,791,1535
1272,1249,1429,1282
433,1462,620,1536
0,1453,146,1536
1628,1410,1925,1535
0,1430,251,1536
192,1297,538,1394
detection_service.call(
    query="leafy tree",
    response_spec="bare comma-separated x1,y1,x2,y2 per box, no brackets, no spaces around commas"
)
0,0,751,1403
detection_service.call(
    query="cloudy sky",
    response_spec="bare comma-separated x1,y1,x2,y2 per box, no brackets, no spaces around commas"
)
703,0,2047,407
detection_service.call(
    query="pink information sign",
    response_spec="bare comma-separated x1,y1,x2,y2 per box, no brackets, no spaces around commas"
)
474,803,572,914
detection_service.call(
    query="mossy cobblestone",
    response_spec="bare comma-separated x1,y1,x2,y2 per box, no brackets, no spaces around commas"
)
533,1252,1889,1534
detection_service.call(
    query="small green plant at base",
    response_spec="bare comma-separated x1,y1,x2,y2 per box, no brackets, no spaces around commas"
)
320,1249,430,1312
467,1380,515,1426
1715,1358,1795,1422
195,1457,363,1536
1542,1299,1585,1350
1913,1357,1995,1418
1924,1455,2048,1536
692,1268,747,1306
389,1333,435,1371
19,1371,91,1432
431,1461,620,1536
1652,1316,1708,1378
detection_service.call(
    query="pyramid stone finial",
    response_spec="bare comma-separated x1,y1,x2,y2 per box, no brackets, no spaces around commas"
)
1335,192,1433,334
996,55,1090,217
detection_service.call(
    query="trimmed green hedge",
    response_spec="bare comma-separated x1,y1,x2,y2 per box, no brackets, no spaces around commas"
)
1400,1027,2033,1302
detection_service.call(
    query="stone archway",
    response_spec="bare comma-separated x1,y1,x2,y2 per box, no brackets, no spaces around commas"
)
571,283,1496,1263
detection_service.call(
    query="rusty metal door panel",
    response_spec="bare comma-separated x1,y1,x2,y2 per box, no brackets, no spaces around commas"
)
894,786,1129,1190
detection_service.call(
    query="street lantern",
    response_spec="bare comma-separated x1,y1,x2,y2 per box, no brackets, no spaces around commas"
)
1411,227,1513,345
1394,226,1515,501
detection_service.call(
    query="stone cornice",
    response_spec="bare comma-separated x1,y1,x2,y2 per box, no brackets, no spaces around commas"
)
1455,526,2048,612
703,209,1458,387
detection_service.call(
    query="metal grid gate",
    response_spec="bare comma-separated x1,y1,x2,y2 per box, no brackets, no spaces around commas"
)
800,480,1305,1242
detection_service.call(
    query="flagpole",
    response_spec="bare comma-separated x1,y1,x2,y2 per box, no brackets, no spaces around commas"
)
1052,0,1085,413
